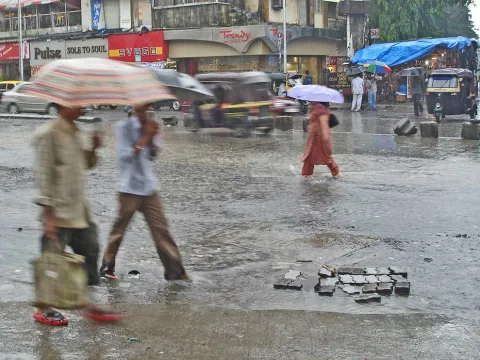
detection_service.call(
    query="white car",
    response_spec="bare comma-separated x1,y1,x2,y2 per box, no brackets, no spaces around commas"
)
0,82,58,115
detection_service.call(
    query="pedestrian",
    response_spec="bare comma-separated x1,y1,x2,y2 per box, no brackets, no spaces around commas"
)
412,76,425,116
351,74,364,112
100,103,190,282
32,105,126,326
302,102,342,179
303,70,313,85
366,74,380,110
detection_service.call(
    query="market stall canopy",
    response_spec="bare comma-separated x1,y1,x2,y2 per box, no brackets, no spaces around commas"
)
0,0,60,10
352,36,478,68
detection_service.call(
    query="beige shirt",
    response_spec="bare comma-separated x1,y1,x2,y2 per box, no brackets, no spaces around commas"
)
33,118,97,229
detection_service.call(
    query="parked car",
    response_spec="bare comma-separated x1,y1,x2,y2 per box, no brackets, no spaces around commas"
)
152,99,181,111
0,82,59,115
92,104,118,110
0,81,23,100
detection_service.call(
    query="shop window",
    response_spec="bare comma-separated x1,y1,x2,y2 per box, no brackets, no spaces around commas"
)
327,2,337,18
272,0,283,11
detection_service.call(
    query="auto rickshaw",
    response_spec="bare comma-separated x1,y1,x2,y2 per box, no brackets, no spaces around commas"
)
425,68,477,123
185,72,275,136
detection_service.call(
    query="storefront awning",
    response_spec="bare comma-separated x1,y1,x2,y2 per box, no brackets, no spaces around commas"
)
0,0,60,10
353,36,478,67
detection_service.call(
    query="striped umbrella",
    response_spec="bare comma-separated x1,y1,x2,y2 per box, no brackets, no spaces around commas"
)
21,58,176,108
362,60,391,75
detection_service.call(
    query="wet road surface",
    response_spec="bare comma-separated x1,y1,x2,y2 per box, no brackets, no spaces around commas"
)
1,106,480,358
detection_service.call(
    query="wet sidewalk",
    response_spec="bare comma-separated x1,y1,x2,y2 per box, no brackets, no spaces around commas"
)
1,302,479,360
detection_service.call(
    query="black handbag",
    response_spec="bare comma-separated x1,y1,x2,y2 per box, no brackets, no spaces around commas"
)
329,114,339,128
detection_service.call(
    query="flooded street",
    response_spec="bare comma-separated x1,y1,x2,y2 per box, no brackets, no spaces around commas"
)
1,106,480,358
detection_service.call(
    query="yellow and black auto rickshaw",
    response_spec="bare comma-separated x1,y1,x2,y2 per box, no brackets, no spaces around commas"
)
426,68,477,123
186,72,274,136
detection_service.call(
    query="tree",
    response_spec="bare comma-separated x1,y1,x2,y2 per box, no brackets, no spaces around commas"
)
369,0,476,42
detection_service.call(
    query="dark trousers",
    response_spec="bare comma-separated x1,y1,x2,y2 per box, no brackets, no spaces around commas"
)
41,222,100,286
413,93,424,115
102,193,186,281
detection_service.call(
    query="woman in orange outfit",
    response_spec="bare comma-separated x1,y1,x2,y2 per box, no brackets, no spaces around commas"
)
302,102,342,179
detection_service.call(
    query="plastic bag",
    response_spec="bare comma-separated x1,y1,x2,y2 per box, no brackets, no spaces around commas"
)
33,252,89,309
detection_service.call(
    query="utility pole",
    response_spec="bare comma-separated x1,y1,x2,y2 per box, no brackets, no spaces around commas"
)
282,0,287,73
18,0,24,81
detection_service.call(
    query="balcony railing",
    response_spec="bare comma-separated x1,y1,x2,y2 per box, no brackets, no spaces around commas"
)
0,10,81,33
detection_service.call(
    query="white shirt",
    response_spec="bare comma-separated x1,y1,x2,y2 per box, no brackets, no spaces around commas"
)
116,116,162,196
351,77,364,95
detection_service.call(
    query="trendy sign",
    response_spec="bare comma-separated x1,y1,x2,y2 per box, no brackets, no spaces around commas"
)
108,32,168,62
0,42,30,61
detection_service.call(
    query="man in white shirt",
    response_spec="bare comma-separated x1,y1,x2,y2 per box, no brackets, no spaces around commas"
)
100,104,189,282
351,74,364,112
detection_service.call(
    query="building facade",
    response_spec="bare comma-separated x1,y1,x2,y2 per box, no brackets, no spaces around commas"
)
153,0,348,84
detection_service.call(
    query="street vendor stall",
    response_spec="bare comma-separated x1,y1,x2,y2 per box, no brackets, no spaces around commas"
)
352,36,478,100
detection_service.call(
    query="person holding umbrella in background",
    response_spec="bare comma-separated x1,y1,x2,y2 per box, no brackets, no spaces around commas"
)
288,85,343,179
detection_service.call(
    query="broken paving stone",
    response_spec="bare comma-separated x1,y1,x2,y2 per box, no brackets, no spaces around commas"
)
390,275,408,283
301,275,321,291
376,267,391,275
317,285,335,296
318,267,333,278
364,275,379,284
340,284,362,295
377,275,394,283
362,284,378,293
363,268,378,275
377,283,393,295
323,265,336,276
320,277,338,286
287,279,303,291
338,267,353,275
339,275,354,284
355,293,382,303
284,270,302,280
389,267,408,278
273,278,293,289
395,282,411,295
351,268,365,275
351,275,367,284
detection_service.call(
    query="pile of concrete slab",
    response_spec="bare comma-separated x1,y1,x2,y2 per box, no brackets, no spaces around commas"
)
273,265,410,304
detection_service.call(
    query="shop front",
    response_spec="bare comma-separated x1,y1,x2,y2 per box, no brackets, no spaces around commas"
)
108,31,168,67
0,42,30,81
29,38,108,77
265,25,347,85
165,25,277,75
164,25,347,80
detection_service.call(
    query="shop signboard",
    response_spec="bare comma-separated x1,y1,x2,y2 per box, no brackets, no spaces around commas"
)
0,42,30,61
212,26,266,53
108,32,168,62
91,0,102,30
30,38,108,66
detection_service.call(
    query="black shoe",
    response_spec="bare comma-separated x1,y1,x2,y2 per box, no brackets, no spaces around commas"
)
100,265,118,280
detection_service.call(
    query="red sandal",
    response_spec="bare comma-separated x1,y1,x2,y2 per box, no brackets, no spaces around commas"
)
33,311,69,326
83,307,129,323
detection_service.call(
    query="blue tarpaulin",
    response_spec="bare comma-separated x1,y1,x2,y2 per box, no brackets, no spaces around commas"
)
352,36,478,67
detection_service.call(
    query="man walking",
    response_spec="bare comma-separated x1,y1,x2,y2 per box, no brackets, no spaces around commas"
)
351,74,364,112
33,105,125,325
303,70,313,85
101,104,189,281
366,74,379,111
412,76,425,116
